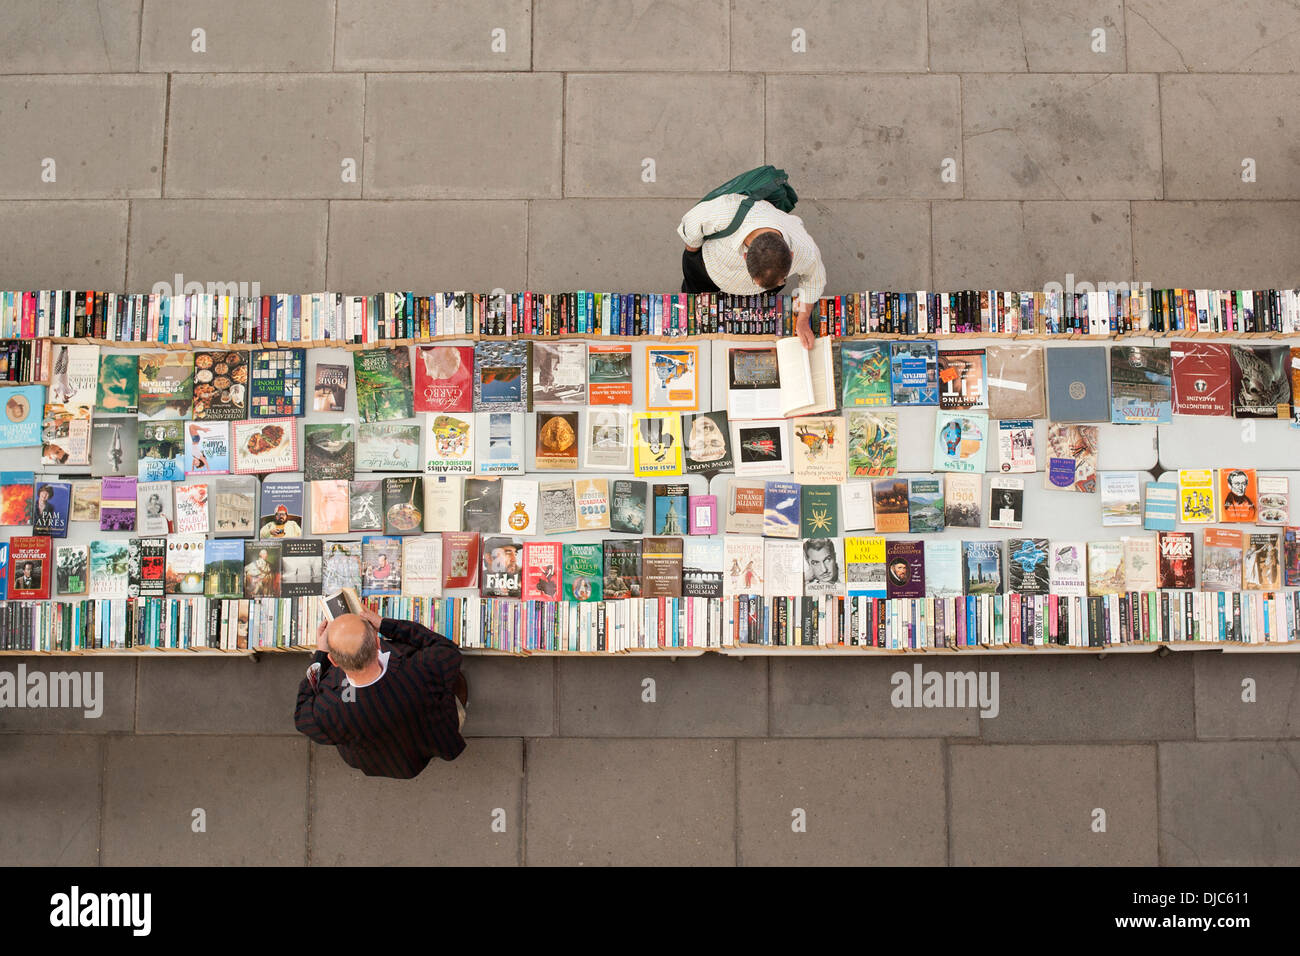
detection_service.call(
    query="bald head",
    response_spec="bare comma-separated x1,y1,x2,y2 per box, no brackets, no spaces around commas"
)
326,614,379,671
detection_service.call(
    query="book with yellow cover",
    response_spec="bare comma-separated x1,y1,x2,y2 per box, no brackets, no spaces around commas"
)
1178,469,1216,523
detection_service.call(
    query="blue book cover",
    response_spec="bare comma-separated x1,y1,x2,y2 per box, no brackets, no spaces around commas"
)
32,480,71,539
1143,481,1179,532
761,480,801,538
0,385,46,448
0,542,7,600
1045,347,1110,423
137,420,186,482
889,341,938,405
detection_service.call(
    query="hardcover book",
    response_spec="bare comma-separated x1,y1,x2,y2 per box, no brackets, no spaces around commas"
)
322,541,363,595
422,474,462,532
762,480,801,539
0,385,46,449
533,342,588,406
1243,532,1281,590
841,482,874,532
231,418,298,475
652,482,689,536
361,535,403,595
313,363,350,413
923,539,962,598
646,347,698,411
480,536,523,598
211,474,257,537
682,410,733,474
473,341,531,413
94,355,138,415
135,480,175,535
382,475,425,535
499,477,539,536
1,471,34,527
574,477,610,531
610,479,647,534
90,417,138,477
587,343,633,405
764,539,803,599
907,477,944,534
722,535,763,596
1099,471,1142,527
845,535,886,599
399,536,444,597
356,422,421,472
937,348,987,410
642,536,684,598
1086,540,1126,596
791,415,846,484
872,477,910,533
413,345,473,413
40,413,90,467
1048,541,1087,597
632,412,684,477
1109,345,1172,424
1286,527,1300,588
1007,538,1050,595
522,541,563,601
137,419,186,482
944,473,981,528
281,539,325,598
303,422,355,482
1157,531,1196,589
603,539,643,599
191,350,249,420
164,535,206,595
799,485,839,539
583,409,632,471
1142,481,1178,532
1258,475,1289,525
803,537,844,596
184,420,230,476
989,476,1025,530
1219,468,1258,523
7,536,51,600
839,341,891,407
348,478,384,533
88,540,129,598
985,344,1046,420
204,538,244,599
539,480,578,535
1178,469,1216,523
353,347,414,423
688,494,717,535
98,476,136,532
884,539,925,599
996,419,1036,474
46,343,98,417
846,410,897,478
726,345,782,420
730,418,788,478
535,411,580,470
440,532,480,590
562,543,604,601
31,480,70,539
136,351,194,420
888,340,939,406
1170,341,1231,416
69,481,100,523
243,543,282,598
250,348,306,418
933,410,988,474
422,413,473,475
1044,423,1098,494
258,480,305,539
474,411,526,475
1045,346,1109,423
1123,535,1159,592
681,538,723,599
1229,345,1290,419
725,478,765,535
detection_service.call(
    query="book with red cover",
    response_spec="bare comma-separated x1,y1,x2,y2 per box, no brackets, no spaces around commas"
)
1157,530,1195,589
522,541,562,601
414,345,474,413
8,535,52,600
441,531,481,589
1170,341,1231,416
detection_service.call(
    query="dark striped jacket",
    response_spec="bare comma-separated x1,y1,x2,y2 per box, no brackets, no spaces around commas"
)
294,618,465,778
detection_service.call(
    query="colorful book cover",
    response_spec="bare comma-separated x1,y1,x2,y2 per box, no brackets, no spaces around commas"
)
69,481,100,523
682,410,732,474
40,414,90,467
588,343,634,405
137,419,186,482
725,479,765,535
1100,471,1142,527
479,536,522,597
845,535,886,599
535,411,580,470
1109,345,1172,424
923,539,962,598
539,480,578,535
98,476,136,532
985,344,1046,420
185,420,231,476
888,340,939,405
1158,531,1196,589
722,535,763,596
1044,423,1098,494
933,410,988,473
136,351,194,421
440,532,481,590
131,535,167,600
259,480,305,539
583,409,631,471
281,539,325,598
2,472,35,526
632,412,684,477
532,342,588,406
232,418,298,474
840,341,891,407
1229,345,1290,419
243,543,282,598
907,477,944,533
944,473,981,528
353,347,413,423
729,418,786,478
610,479,648,534
413,345,474,413
304,422,355,482
845,409,897,478
522,541,563,601
94,355,138,415
681,538,723,599
996,419,1035,474
1178,469,1217,523
871,477,909,533
204,538,244,599
174,482,210,535
688,494,717,535
356,422,421,472
652,482,689,536
1202,528,1243,591
250,348,306,418
322,541,363,595
0,385,46,448
989,476,1024,529
1243,532,1282,590
885,539,925,599
1007,538,1050,595
191,350,249,420
499,477,538,536
799,484,839,539
91,417,138,477
937,348,987,410
1086,540,1126,596
382,475,425,535
563,543,604,601
646,346,698,411
461,477,502,534
603,539,643,599
1170,341,1231,416
135,480,175,535
473,341,531,413
791,415,846,484
474,412,525,475
1142,480,1178,532
45,343,98,418
962,540,1003,596
762,480,801,539
361,535,403,595
1258,475,1289,525
31,480,71,539
87,539,129,598
803,537,844,596
165,534,207,595
312,362,350,413
642,536,684,598
1045,346,1109,423
1048,541,1087,597
1219,468,1258,523
211,474,257,537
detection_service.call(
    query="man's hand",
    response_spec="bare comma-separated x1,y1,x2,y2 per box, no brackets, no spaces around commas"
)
793,303,815,350
315,619,329,652
359,606,382,631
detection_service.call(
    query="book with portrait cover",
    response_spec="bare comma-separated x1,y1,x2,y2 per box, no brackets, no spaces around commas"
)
1230,345,1290,419
1157,530,1195,589
642,536,684,599
361,535,403,595
250,348,306,419
474,411,525,475
985,344,1046,420
98,476,136,532
535,411,580,470
135,480,175,535
522,541,563,601
845,535,886,599
312,363,349,413
0,385,46,449
94,355,138,415
31,480,70,539
1109,345,1172,424
840,341,891,407
1048,541,1087,597
587,343,633,405
413,345,473,413
356,422,421,472
603,539,643,599
682,410,733,474
242,542,282,599
871,477,909,534
1243,532,1281,591
884,539,925,599
1219,467,1258,523
91,417,138,477
846,410,897,478
136,351,194,421
907,477,944,534
996,419,1035,474
563,542,604,602
191,350,249,420
422,413,473,475
165,535,206,595
211,474,257,537
933,410,988,474
1044,423,1098,494
204,538,244,599
539,480,578,535
348,478,384,533
962,540,1003,596
7,536,51,600
989,476,1024,530
1170,340,1232,416
280,539,324,598
480,536,522,598
533,341,588,406
937,348,987,410
803,537,844,597
400,537,443,597
1202,528,1243,592
944,473,981,528
799,485,838,539
461,477,502,534
473,341,531,413
652,483,689,536
1007,538,1050,595
184,420,230,476
382,475,424,536
322,541,363,595
137,419,186,482
441,532,481,590
722,535,763,596
174,482,210,535
888,341,938,405
304,422,355,482
610,479,647,534
681,538,723,599
258,480,304,540
354,347,414,423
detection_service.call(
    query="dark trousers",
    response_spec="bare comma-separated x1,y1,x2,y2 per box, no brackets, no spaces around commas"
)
681,247,786,296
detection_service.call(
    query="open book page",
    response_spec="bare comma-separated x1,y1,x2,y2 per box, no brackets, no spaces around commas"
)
779,336,834,417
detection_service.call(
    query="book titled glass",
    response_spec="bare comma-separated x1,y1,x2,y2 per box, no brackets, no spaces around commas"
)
933,410,989,474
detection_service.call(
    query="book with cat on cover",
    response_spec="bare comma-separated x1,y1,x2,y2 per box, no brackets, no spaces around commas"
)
7,535,51,600
1157,531,1195,589
313,363,349,413
985,344,1046,420
1044,423,1098,494
885,539,925,599
413,345,474,413
962,540,1003,596
642,537,684,599
937,348,987,410
250,348,306,418
603,539,643,599
441,532,481,590
1170,341,1231,416
563,543,604,601
354,347,414,423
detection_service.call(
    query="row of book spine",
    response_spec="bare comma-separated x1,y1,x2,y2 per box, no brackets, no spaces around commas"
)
5,590,1299,653
4,287,1299,345
0,339,52,385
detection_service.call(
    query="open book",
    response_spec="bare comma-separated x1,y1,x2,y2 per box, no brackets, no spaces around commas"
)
776,335,835,417
320,587,364,621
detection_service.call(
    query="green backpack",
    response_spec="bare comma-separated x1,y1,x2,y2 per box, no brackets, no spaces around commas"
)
699,165,798,241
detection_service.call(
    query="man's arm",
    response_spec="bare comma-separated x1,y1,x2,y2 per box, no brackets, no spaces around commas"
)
293,655,343,745
677,195,744,250
789,226,827,349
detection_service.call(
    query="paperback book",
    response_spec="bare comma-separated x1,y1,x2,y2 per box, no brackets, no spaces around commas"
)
137,420,186,482
480,536,523,598
989,476,1024,530
645,346,697,410
587,343,633,405
996,419,1035,474
313,363,350,413
356,422,421,472
533,342,588,405
185,420,230,476
682,411,732,474
1044,423,1098,494
259,480,305,539
563,543,604,601
730,418,787,478
539,480,578,535
933,410,988,473
474,412,526,475
250,348,306,418
422,413,473,475
90,417,138,477
1099,471,1142,527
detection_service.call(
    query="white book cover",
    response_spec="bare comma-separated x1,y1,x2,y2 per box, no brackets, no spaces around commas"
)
791,415,846,484
996,419,1036,473
763,538,803,598
423,412,474,475
731,418,790,477
1099,471,1142,527
582,409,632,471
1123,535,1159,591
924,539,963,598
474,411,525,475
422,474,462,532
840,482,875,531
723,535,764,596
135,480,175,535
1257,475,1289,525
173,482,210,535
1048,540,1088,597
401,536,443,597
499,477,539,536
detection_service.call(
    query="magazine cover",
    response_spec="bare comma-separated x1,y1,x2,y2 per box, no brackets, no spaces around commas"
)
937,348,987,410
888,341,938,406
1109,345,1172,424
